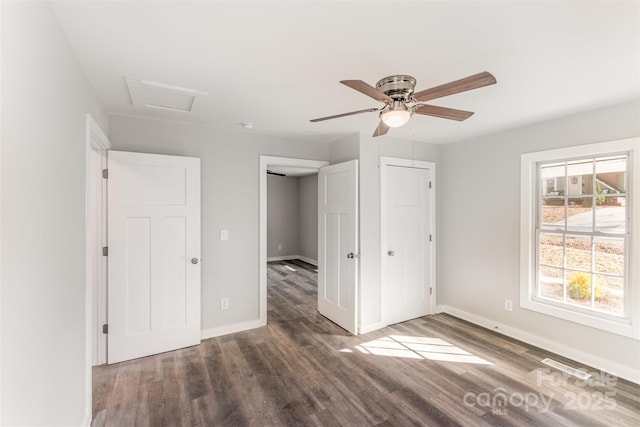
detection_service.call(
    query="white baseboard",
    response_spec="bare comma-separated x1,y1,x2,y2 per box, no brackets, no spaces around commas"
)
297,255,318,266
267,255,297,262
359,321,387,335
201,319,265,341
267,255,318,266
441,305,640,385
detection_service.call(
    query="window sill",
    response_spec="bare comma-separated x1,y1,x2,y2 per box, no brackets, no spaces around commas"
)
519,296,635,339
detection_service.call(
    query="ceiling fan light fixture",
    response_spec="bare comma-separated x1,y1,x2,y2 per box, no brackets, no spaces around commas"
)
381,103,411,128
310,71,496,136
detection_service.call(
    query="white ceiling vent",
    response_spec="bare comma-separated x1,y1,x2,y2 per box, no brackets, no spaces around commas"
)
125,78,208,112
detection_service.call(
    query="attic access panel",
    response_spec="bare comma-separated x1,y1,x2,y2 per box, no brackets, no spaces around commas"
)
125,78,208,112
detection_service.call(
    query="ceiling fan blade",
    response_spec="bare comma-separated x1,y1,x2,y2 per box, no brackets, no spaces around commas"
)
341,80,393,102
372,121,390,137
413,72,496,102
414,104,475,121
267,169,286,177
310,108,379,122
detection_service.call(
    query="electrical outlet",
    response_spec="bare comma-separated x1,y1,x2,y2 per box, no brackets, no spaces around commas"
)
277,244,282,251
221,298,229,310
505,299,513,312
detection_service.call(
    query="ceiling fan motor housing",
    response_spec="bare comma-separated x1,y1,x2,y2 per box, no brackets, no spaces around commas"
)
376,75,417,101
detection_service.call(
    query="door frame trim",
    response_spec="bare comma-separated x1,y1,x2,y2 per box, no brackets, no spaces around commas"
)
84,114,110,423
379,156,436,325
259,156,329,325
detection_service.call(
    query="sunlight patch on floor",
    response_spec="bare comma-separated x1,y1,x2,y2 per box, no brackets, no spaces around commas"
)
346,335,492,365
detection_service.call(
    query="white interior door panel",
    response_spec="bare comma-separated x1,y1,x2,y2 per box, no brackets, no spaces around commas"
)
318,160,358,334
108,150,201,363
382,163,432,325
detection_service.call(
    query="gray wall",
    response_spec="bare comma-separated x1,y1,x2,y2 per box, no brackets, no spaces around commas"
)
1,1,108,424
440,100,640,376
267,176,300,258
267,174,318,262
329,133,360,164
109,115,330,332
298,174,318,261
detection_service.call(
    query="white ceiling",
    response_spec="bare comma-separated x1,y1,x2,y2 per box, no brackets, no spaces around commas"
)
50,1,640,145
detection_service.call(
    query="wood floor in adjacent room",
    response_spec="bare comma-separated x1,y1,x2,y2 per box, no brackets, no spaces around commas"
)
92,260,640,426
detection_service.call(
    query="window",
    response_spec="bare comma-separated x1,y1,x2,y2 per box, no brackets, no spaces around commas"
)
538,156,627,317
520,138,640,338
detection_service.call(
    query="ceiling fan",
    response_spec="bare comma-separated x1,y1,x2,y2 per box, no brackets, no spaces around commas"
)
310,72,496,137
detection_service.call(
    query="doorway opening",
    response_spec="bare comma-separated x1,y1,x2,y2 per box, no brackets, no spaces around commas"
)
259,157,328,325
266,168,320,321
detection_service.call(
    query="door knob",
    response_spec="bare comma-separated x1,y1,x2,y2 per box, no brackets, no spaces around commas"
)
387,251,395,256
191,257,199,264
347,252,355,259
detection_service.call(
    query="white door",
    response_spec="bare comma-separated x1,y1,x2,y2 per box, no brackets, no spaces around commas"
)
382,164,432,325
318,160,358,334
108,151,201,363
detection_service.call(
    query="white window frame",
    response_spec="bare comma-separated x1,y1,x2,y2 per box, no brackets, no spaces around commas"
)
520,137,640,339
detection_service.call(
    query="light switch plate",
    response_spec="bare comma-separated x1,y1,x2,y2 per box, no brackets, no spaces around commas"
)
220,229,229,241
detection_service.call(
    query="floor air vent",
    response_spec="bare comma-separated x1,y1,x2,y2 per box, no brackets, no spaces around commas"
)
541,358,592,380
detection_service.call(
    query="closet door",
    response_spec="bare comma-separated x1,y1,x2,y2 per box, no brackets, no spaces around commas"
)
381,160,434,325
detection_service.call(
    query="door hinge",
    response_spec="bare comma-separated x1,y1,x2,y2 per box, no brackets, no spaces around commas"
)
430,287,433,296
102,169,108,179
102,324,108,334
102,246,108,256
429,181,432,189
429,234,432,242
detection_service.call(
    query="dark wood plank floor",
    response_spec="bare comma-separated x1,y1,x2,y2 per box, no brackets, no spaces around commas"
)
93,260,640,426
